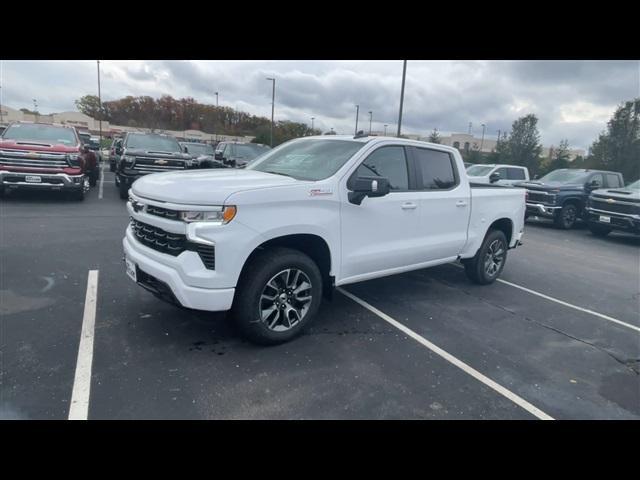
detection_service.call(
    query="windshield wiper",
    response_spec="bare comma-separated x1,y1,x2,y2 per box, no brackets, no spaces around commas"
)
263,170,294,178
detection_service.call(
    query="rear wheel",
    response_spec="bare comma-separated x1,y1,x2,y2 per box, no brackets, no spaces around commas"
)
554,203,578,229
588,222,612,237
464,229,508,285
232,247,323,345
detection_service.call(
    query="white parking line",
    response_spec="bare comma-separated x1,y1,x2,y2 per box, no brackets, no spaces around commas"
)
98,163,105,200
449,263,640,333
68,270,99,420
337,287,555,420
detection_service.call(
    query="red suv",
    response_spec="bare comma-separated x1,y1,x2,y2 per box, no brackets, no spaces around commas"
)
0,121,98,200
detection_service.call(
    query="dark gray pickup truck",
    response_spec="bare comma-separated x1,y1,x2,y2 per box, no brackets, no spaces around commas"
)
585,179,640,236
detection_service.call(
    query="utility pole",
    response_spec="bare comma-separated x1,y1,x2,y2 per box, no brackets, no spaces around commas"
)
354,105,359,135
33,99,38,122
368,111,373,135
214,91,219,142
311,116,315,133
480,123,486,152
397,60,407,137
266,77,275,147
97,60,103,155
384,124,388,136
468,122,472,134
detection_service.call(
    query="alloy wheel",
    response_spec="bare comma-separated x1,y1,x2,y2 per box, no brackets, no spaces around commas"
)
483,239,505,277
258,268,313,332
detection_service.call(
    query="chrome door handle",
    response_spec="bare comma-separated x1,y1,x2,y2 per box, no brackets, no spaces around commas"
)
456,200,468,207
401,202,417,210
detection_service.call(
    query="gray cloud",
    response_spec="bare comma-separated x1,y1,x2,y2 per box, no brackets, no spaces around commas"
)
1,60,638,149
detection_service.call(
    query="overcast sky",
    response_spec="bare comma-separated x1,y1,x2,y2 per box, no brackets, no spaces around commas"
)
1,60,638,149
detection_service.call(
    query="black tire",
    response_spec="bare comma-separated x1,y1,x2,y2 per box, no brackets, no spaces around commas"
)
463,229,508,285
588,222,612,237
231,247,323,345
554,203,578,229
89,169,98,187
118,179,129,199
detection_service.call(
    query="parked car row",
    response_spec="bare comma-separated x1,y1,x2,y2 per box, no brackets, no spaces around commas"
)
0,121,100,200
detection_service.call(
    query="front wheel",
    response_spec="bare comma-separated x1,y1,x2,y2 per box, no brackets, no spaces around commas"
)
118,179,129,199
232,247,323,345
588,222,612,237
464,229,508,285
554,203,578,229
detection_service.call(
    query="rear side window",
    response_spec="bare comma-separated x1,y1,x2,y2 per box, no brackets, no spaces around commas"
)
507,168,526,180
354,146,409,191
606,174,621,188
590,173,604,186
413,147,457,190
494,167,508,180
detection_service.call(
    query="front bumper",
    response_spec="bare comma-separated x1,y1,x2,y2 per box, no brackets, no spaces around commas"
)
123,234,235,311
586,208,640,234
526,202,561,217
0,170,85,190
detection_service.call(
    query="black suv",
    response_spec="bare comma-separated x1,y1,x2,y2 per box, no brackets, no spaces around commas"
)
214,141,271,168
585,179,640,236
519,169,625,229
179,142,225,168
115,132,196,199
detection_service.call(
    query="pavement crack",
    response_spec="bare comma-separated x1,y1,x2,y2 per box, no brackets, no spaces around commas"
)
431,274,640,376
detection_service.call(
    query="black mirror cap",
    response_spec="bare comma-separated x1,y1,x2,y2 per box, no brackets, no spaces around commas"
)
348,176,391,205
489,172,501,183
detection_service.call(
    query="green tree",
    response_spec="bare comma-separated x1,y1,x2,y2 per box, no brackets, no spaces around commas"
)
505,114,543,175
75,95,105,120
427,128,441,144
487,132,509,163
587,98,639,181
548,139,571,171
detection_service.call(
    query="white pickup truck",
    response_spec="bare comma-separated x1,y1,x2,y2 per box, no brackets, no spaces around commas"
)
123,135,526,344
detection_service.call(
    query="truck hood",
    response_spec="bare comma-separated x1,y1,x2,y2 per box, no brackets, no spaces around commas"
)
0,139,80,153
591,187,640,202
125,148,191,160
131,169,300,205
516,181,583,191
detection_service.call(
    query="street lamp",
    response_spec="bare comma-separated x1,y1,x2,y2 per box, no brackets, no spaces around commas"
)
214,91,219,142
368,111,372,135
97,60,103,154
354,105,360,135
397,60,407,137
384,124,388,136
33,99,38,122
266,77,275,147
311,116,315,133
480,123,486,152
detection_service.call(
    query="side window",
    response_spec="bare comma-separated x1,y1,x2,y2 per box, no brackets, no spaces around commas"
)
606,174,621,188
354,146,409,191
507,167,526,180
494,167,508,180
413,147,458,190
590,173,604,186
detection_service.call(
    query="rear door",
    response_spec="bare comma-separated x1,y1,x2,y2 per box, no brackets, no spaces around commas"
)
505,167,527,186
409,146,470,260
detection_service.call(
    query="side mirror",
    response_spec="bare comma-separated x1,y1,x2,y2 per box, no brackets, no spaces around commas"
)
489,172,501,183
183,146,189,154
588,179,601,189
116,146,123,155
533,174,539,180
348,176,391,205
214,152,223,160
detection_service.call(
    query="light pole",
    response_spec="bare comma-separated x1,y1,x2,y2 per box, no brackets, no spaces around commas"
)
480,123,486,152
397,60,407,137
354,105,360,135
311,116,315,133
368,111,372,135
97,60,103,154
384,124,388,136
214,91,219,142
266,77,275,147
33,99,38,122
468,122,473,134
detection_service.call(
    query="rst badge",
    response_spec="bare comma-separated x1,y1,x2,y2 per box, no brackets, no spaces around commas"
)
309,188,333,196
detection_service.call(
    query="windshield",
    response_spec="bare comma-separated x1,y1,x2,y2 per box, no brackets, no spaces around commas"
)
248,139,365,181
125,133,182,153
538,169,590,183
466,165,494,176
234,144,270,160
625,180,640,190
2,123,78,145
183,143,214,156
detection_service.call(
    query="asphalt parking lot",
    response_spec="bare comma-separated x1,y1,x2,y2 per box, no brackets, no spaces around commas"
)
1,164,639,420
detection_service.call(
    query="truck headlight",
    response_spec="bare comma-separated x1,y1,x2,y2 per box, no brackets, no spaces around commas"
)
180,206,237,224
68,153,81,167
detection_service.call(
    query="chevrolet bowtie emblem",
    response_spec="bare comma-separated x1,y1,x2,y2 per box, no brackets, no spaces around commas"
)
155,159,168,165
606,198,616,203
28,151,40,159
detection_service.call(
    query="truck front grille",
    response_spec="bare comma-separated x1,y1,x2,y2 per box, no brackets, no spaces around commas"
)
590,197,638,215
130,218,215,269
146,204,180,220
133,157,186,173
0,149,70,169
527,190,556,205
